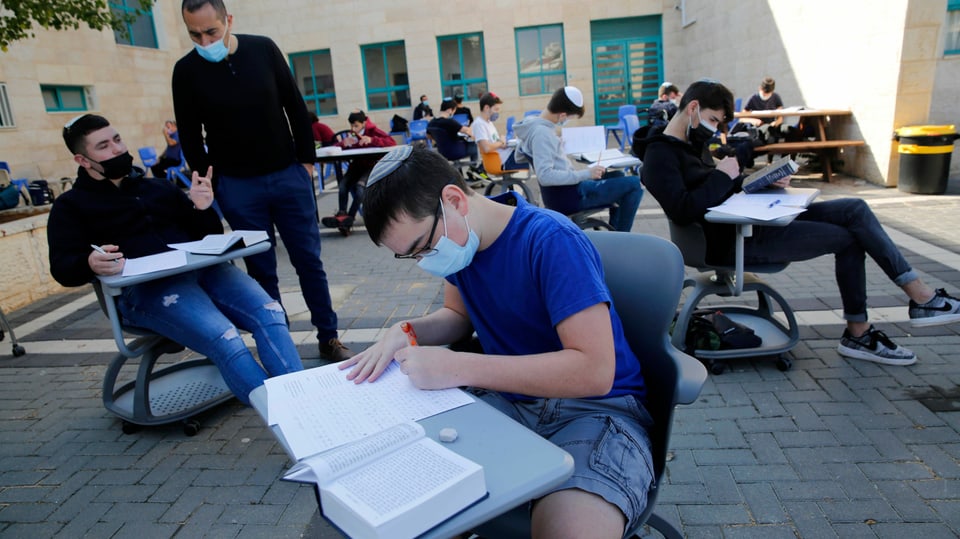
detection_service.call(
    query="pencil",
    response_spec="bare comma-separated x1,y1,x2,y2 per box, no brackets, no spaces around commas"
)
400,322,418,346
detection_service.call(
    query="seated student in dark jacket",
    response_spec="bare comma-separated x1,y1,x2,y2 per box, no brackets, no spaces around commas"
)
48,114,303,405
321,110,396,232
428,99,479,164
635,80,960,367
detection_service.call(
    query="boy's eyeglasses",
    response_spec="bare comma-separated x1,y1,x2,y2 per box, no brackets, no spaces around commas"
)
394,199,442,260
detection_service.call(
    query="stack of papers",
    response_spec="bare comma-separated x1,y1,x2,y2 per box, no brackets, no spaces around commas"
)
167,230,269,255
708,193,809,221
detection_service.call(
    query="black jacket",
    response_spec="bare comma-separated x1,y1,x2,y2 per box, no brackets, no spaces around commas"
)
634,133,744,266
47,166,223,287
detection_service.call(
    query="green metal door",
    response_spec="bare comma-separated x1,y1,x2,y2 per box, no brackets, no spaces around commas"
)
590,16,663,127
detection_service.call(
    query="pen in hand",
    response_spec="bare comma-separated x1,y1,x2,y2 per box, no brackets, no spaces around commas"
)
400,322,418,346
90,244,120,264
767,199,782,209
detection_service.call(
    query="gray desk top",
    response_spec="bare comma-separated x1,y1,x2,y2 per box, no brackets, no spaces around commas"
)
248,385,574,538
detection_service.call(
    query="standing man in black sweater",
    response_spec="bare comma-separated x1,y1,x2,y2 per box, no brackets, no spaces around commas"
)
173,0,350,362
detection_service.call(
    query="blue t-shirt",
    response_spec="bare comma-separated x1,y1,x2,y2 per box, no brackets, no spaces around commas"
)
163,131,182,161
448,193,646,401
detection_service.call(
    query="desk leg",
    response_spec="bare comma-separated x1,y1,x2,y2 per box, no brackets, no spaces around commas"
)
734,224,752,296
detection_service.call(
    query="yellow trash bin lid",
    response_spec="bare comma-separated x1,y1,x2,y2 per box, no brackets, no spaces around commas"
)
895,125,957,138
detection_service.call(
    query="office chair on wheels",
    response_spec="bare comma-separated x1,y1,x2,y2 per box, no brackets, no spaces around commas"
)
473,231,708,539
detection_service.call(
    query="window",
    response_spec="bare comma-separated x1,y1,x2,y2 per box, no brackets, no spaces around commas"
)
947,0,960,55
291,50,338,116
362,42,411,110
0,83,14,128
515,25,566,96
41,85,89,113
437,33,487,99
110,0,158,48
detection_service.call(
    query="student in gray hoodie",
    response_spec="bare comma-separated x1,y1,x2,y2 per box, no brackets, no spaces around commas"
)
514,86,643,232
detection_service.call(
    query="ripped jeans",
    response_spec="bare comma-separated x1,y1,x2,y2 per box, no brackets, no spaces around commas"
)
117,263,303,405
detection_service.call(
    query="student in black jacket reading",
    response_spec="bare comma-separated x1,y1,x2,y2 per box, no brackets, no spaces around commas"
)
173,0,349,362
48,114,303,405
636,79,960,366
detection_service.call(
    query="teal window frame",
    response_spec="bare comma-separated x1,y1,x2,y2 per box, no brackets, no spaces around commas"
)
437,33,487,99
41,85,88,112
947,0,960,55
515,24,567,96
109,0,158,48
290,49,338,116
361,41,411,110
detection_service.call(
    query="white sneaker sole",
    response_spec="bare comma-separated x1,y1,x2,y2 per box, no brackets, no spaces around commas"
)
910,312,960,327
837,344,917,366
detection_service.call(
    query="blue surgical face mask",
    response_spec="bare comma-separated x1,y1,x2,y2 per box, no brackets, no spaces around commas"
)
194,27,230,63
422,101,429,107
489,112,500,122
417,202,480,278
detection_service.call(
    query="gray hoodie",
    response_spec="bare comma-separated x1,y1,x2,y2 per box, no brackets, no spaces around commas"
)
514,116,593,187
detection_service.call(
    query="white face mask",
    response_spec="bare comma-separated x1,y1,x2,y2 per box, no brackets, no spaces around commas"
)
416,202,480,278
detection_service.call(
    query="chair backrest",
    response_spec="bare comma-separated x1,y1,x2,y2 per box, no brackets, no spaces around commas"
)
622,114,641,143
137,147,158,168
480,151,522,177
453,113,469,126
505,116,516,140
523,109,540,118
618,104,638,122
0,161,10,173
333,129,353,144
539,184,582,215
408,119,428,140
428,127,468,161
0,168,10,188
667,219,710,269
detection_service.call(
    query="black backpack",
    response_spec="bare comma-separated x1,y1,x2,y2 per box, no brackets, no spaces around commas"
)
27,180,54,206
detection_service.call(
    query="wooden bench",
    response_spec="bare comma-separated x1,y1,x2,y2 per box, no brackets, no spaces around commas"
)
753,139,864,181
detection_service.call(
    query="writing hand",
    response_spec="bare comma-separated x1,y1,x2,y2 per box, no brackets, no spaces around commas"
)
590,165,605,179
88,244,124,275
394,346,461,389
189,166,214,210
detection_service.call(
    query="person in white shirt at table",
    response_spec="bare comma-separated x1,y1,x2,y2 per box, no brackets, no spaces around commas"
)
470,91,528,170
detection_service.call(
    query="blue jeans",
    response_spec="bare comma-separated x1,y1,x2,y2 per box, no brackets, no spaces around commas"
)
577,172,644,232
744,198,917,322
502,151,530,170
117,263,303,405
216,162,339,341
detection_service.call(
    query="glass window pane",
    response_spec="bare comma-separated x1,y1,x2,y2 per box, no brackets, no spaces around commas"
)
516,29,540,74
393,89,411,107
462,36,484,80
60,88,85,110
368,93,390,110
439,39,461,82
292,55,315,96
947,10,960,53
313,53,334,94
544,74,566,93
129,12,157,48
364,47,386,88
465,82,487,99
318,97,337,116
519,77,542,96
541,26,564,72
42,88,58,110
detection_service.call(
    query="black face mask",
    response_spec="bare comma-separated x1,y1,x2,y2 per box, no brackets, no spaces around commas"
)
686,107,718,149
91,152,134,180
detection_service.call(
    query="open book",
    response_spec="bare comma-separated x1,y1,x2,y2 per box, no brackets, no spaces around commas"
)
741,156,799,194
167,230,268,255
284,421,486,539
575,148,640,168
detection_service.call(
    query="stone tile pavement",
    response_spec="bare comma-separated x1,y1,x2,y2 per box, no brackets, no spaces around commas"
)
1,170,959,538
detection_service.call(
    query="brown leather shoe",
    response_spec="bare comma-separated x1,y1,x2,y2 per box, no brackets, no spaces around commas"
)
319,338,352,362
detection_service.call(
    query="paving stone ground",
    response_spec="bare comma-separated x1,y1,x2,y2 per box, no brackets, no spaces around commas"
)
1,166,959,538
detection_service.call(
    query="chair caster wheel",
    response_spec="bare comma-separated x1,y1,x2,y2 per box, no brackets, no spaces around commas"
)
183,419,201,437
121,421,141,435
12,344,25,357
709,360,726,375
776,357,792,371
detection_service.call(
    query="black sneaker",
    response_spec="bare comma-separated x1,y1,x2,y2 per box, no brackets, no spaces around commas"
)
319,338,352,362
909,288,960,327
321,211,349,229
837,325,916,366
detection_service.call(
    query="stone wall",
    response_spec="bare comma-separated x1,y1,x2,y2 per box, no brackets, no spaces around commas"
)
0,211,65,312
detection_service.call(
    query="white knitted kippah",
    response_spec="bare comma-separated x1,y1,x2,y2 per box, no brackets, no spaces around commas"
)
563,86,584,107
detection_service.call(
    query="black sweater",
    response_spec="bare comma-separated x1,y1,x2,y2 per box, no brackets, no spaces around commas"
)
634,133,744,266
172,34,315,177
47,167,223,287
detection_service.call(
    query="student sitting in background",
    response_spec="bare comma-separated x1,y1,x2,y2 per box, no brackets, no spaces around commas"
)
320,110,395,234
453,93,473,124
470,92,528,170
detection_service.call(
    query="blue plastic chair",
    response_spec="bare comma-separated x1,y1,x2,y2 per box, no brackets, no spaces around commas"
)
453,113,469,127
618,114,641,152
505,116,516,140
406,119,431,148
138,147,158,174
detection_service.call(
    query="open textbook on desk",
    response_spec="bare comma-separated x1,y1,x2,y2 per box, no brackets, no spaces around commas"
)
560,125,640,168
263,362,484,539
167,230,268,255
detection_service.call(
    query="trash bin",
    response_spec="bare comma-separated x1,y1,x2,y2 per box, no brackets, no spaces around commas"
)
893,125,959,194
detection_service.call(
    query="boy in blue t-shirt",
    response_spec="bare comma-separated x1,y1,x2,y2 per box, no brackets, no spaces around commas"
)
340,145,654,538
